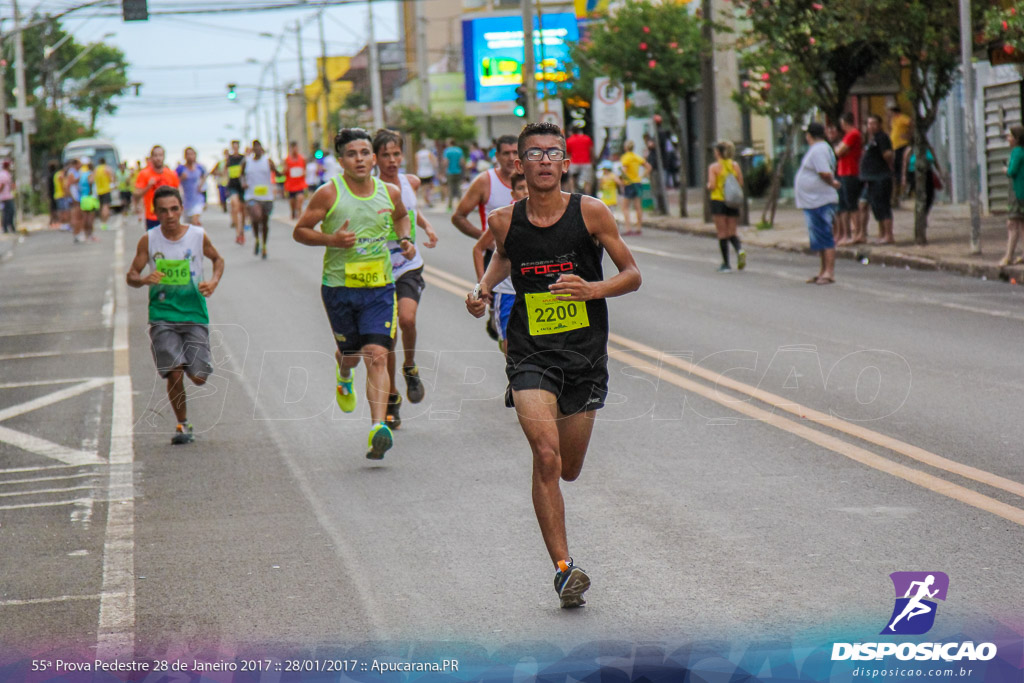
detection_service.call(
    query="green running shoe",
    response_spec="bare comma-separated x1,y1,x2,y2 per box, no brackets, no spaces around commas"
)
366,422,393,460
171,422,195,445
336,366,357,413
737,250,747,271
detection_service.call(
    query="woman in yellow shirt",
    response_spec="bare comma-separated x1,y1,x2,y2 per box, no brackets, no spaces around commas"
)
706,140,746,273
618,140,651,236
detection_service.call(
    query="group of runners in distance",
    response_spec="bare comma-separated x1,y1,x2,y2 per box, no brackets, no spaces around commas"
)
125,121,642,610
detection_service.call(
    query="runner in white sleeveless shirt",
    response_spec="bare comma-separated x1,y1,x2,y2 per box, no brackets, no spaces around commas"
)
126,185,225,445
373,129,439,428
472,171,524,353
242,139,278,260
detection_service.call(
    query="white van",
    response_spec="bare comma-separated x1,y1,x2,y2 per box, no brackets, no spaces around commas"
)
62,138,123,207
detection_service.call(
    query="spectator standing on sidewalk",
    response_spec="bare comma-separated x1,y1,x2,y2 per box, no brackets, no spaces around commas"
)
902,143,941,222
859,115,895,244
1001,125,1024,266
619,140,650,236
443,139,465,210
706,140,746,273
889,106,913,207
0,160,15,234
795,122,840,285
835,113,864,245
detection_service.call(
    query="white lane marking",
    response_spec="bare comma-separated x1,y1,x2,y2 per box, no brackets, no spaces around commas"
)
0,463,104,474
632,241,1024,321
96,226,136,660
0,594,111,607
628,244,712,265
0,498,90,511
0,348,110,362
0,377,111,422
102,281,114,328
0,472,100,486
0,425,102,466
0,485,96,498
222,351,387,637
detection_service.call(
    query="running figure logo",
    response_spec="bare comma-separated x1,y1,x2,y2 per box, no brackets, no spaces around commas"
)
881,571,949,635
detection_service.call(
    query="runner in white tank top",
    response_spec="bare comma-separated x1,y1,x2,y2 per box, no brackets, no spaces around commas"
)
242,140,278,259
373,130,440,428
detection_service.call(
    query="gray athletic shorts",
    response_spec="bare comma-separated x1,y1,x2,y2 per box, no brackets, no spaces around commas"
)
149,321,213,380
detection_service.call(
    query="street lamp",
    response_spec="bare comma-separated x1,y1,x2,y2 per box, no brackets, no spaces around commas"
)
44,30,114,59
55,33,115,81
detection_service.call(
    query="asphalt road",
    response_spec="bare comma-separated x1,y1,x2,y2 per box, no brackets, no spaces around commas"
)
1,202,1022,662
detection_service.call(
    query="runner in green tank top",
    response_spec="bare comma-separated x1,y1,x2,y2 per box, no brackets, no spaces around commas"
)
293,128,415,461
127,185,225,445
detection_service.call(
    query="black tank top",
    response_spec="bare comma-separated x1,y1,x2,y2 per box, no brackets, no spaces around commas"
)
504,193,609,374
227,154,245,188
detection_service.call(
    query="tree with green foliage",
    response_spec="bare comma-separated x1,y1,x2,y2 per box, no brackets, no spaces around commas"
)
576,0,705,216
730,0,880,125
880,0,984,244
734,34,817,228
391,105,477,148
983,1,1024,53
8,16,132,190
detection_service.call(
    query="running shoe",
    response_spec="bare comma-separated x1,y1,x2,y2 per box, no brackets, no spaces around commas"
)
366,422,393,460
402,365,425,404
336,366,357,413
737,250,747,271
261,247,267,260
717,264,732,273
235,234,244,245
254,239,261,256
385,393,402,429
171,422,195,445
553,558,590,608
485,315,499,341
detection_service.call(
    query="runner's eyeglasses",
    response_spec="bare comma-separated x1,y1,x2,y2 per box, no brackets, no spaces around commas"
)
522,147,566,162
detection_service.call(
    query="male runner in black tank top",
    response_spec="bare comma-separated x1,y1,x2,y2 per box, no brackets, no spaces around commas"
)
465,122,642,608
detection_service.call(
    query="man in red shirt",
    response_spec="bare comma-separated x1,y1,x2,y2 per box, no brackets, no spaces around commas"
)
134,145,180,230
283,140,307,219
834,112,864,245
565,125,594,195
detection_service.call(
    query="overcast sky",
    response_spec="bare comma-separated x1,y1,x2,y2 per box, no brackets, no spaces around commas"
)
24,1,401,168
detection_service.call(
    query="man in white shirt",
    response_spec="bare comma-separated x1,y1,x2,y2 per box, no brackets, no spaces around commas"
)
795,122,841,285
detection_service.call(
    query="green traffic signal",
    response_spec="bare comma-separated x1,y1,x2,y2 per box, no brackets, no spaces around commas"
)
514,105,526,117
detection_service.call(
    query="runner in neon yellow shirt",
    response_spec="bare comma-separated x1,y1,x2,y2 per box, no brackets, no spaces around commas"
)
293,128,415,461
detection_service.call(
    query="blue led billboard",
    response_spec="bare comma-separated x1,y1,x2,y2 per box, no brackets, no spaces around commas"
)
462,13,579,104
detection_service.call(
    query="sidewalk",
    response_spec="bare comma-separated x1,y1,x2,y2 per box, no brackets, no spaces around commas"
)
640,195,1021,283
0,213,69,262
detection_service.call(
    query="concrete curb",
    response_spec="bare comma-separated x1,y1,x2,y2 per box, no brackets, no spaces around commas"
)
641,216,1021,284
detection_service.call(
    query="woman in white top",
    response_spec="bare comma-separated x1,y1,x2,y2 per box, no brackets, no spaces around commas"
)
414,143,437,208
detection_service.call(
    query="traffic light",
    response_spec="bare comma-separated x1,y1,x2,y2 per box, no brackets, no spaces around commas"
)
122,0,148,21
226,83,237,100
314,148,324,160
514,85,527,118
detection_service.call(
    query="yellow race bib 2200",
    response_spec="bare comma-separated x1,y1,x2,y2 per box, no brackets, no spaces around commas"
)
525,292,589,336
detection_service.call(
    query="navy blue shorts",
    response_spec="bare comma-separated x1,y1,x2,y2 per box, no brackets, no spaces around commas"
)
321,283,397,353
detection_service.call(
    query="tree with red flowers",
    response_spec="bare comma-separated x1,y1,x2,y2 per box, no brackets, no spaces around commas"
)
734,36,817,228
577,0,705,216
730,0,880,125
880,0,985,244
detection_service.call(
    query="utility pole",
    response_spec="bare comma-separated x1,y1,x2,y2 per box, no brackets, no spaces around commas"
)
367,0,385,130
700,0,715,224
316,10,331,149
295,21,312,150
521,0,537,121
271,61,283,160
415,0,430,113
0,34,7,143
960,0,981,254
12,0,31,228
